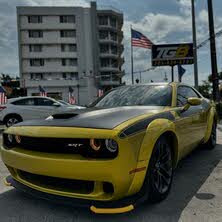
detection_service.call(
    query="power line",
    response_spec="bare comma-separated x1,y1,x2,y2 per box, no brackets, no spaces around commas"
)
197,28,222,49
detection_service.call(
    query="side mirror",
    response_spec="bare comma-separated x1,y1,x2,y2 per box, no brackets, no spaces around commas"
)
187,97,202,106
182,97,202,112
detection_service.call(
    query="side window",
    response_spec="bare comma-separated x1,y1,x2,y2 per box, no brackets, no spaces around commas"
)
177,86,200,107
36,98,54,106
12,99,35,106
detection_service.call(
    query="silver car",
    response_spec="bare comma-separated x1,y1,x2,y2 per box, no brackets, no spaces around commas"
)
0,96,84,127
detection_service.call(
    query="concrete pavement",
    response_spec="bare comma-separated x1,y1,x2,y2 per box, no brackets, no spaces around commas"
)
0,132,222,221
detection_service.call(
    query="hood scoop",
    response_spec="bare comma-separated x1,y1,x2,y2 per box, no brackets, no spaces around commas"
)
52,113,79,119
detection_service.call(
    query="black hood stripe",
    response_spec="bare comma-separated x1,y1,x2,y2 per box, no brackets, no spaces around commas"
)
119,112,175,138
14,107,164,130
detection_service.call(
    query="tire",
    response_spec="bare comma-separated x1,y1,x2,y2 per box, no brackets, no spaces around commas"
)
205,121,217,150
145,136,173,203
4,115,22,127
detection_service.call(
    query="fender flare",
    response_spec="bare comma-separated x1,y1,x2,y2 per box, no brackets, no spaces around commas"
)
126,118,179,196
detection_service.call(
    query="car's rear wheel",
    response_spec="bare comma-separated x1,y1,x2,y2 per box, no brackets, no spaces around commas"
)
4,115,22,127
145,136,173,203
205,121,217,150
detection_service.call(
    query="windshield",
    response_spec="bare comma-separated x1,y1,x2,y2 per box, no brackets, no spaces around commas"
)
94,85,172,108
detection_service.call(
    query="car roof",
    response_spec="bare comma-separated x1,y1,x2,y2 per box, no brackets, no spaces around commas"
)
8,96,55,103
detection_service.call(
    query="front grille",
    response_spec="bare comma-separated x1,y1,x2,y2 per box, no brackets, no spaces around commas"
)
3,134,118,159
18,170,94,194
17,136,90,155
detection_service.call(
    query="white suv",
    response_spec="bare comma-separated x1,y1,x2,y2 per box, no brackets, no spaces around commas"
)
0,96,84,127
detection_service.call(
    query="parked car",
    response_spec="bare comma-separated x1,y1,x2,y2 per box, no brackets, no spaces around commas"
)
1,83,217,214
0,96,84,127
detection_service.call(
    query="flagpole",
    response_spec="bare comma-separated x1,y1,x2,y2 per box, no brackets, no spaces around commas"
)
131,25,134,85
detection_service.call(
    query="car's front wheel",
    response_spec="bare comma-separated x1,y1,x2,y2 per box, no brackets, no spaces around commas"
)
4,115,22,127
145,136,173,203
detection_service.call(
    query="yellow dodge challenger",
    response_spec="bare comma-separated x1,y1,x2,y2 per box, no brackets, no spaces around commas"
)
1,82,217,214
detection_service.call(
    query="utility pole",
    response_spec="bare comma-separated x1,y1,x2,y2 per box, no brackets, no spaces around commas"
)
191,0,198,89
207,0,220,102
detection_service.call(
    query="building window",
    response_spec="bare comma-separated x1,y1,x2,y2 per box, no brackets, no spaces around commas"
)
100,44,109,53
99,16,108,25
111,46,117,54
69,59,77,66
28,15,42,23
29,44,42,52
110,17,117,28
29,30,43,38
30,73,43,80
101,58,110,67
110,32,117,41
62,59,66,66
111,59,118,67
61,45,65,52
99,31,109,40
62,59,78,66
62,73,67,79
69,44,77,52
61,44,77,52
60,30,76,38
30,59,44,66
60,15,75,23
70,72,78,80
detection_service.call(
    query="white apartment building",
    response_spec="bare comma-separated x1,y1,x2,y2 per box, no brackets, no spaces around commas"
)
17,2,124,105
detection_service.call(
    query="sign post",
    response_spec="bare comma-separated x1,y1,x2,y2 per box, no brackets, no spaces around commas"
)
171,66,174,82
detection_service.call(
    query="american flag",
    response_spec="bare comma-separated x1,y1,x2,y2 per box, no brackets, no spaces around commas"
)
0,86,7,105
98,89,104,97
68,86,76,104
131,29,153,49
39,85,47,97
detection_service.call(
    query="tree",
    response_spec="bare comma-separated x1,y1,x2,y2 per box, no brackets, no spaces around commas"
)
1,73,12,83
198,81,212,98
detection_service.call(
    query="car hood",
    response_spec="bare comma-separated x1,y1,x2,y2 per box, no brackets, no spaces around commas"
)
15,106,166,130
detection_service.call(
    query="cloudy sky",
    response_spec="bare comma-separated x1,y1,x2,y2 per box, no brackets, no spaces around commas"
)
0,0,222,86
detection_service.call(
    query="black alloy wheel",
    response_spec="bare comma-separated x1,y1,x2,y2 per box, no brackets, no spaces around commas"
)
146,136,173,203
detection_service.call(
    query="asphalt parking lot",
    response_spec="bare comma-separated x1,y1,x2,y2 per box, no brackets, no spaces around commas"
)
1,131,222,222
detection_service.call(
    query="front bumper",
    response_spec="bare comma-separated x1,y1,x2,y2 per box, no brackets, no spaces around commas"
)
5,175,147,214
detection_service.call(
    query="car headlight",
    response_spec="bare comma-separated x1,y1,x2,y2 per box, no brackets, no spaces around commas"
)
105,139,118,153
7,134,14,143
3,133,16,149
90,138,102,151
89,138,118,156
